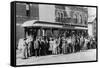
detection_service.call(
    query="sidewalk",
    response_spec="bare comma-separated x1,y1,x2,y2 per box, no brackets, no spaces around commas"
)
16,49,97,65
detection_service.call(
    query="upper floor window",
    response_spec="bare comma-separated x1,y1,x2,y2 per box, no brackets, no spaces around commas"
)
26,3,30,17
55,9,67,23
80,14,82,24
73,13,77,24
84,16,87,25
55,5,66,23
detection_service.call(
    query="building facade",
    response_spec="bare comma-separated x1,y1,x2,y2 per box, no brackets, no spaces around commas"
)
88,18,97,38
16,3,88,43
16,3,39,43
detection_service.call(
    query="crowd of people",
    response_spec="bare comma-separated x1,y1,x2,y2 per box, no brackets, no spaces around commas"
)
17,33,97,59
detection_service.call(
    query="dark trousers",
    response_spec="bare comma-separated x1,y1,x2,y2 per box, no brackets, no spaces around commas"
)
75,44,80,52
40,48,46,56
59,46,62,54
34,49,40,57
68,43,72,53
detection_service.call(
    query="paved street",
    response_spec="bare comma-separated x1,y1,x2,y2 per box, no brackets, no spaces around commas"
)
16,49,97,65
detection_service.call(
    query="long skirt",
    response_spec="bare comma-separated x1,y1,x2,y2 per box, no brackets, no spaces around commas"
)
62,45,66,54
22,46,28,59
52,47,57,55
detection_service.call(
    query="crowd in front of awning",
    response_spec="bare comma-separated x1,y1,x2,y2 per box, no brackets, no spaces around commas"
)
17,33,97,59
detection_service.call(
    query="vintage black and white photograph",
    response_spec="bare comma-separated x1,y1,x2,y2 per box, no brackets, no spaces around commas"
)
15,2,97,66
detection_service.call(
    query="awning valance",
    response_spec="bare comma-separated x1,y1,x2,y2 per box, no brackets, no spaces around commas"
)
21,20,37,27
21,20,88,30
21,20,62,28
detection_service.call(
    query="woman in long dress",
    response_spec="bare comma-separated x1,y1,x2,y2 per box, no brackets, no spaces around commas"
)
52,38,58,55
62,38,66,54
49,38,54,55
83,37,89,50
17,38,28,59
67,36,72,53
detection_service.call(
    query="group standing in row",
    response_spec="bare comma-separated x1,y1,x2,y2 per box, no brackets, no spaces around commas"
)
17,34,97,59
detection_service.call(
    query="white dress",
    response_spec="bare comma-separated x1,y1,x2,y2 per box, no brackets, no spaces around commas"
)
49,41,53,51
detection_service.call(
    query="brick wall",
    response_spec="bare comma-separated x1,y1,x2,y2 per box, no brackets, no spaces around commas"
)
16,3,39,44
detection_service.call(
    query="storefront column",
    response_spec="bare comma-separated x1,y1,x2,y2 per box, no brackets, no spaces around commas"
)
37,29,41,36
42,29,45,36
44,29,47,36
37,28,45,36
